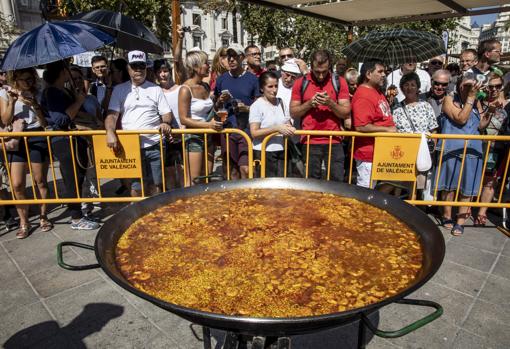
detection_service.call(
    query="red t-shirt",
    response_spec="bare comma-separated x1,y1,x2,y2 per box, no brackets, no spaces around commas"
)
352,85,394,162
291,73,350,144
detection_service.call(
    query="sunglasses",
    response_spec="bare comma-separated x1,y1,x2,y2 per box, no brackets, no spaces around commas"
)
433,81,449,87
130,63,147,70
488,84,503,90
429,61,443,66
280,54,294,59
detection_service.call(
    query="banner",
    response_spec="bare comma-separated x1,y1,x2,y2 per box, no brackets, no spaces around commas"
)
92,134,142,179
371,137,421,181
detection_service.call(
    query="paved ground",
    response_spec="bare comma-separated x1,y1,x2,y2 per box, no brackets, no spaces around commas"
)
0,201,508,349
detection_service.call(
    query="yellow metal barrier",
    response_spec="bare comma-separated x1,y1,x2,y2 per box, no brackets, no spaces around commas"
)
259,131,510,208
0,129,253,205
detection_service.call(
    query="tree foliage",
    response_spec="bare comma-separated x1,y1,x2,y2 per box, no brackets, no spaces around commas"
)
60,0,171,45
204,1,458,61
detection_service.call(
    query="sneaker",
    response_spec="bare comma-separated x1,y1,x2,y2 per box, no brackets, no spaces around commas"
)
4,217,19,231
83,212,101,223
70,217,100,230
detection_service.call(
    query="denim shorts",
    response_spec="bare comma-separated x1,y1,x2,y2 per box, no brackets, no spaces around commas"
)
131,144,163,191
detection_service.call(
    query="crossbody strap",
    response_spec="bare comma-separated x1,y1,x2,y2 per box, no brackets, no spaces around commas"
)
400,102,417,133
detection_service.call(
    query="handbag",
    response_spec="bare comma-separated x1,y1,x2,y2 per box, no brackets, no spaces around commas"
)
401,102,435,154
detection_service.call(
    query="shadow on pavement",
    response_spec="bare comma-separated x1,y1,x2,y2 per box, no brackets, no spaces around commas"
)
3,303,124,349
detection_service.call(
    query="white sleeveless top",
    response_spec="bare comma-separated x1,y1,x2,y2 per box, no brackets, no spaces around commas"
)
163,85,182,127
183,85,213,122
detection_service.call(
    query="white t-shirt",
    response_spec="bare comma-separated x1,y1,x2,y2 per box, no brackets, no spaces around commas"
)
249,97,289,152
386,68,431,102
163,85,182,127
109,80,171,148
0,89,41,129
276,79,292,119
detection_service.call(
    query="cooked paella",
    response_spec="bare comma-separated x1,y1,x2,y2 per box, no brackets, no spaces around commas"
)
116,189,423,318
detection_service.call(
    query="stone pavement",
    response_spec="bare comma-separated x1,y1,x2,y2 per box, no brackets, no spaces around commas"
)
0,203,508,349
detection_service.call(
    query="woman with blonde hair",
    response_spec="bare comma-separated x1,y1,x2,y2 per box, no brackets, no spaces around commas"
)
0,68,51,238
178,50,222,185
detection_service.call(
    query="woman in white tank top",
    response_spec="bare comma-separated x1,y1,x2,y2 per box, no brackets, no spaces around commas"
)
178,51,222,186
155,60,184,188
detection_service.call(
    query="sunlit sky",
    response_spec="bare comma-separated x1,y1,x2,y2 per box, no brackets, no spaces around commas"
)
471,13,498,26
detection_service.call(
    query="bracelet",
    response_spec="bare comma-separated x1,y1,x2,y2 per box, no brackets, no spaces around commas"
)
465,100,475,106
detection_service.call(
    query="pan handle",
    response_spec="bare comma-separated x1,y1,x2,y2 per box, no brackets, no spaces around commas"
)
57,241,100,271
361,298,443,338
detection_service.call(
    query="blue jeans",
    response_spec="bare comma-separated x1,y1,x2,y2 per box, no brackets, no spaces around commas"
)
131,144,163,191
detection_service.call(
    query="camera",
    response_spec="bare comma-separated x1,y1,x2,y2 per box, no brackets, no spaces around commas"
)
182,26,191,33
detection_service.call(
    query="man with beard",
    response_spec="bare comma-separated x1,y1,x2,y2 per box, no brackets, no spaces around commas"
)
352,60,396,188
421,69,451,118
214,44,260,179
245,44,266,78
470,39,502,75
290,49,351,182
105,51,173,197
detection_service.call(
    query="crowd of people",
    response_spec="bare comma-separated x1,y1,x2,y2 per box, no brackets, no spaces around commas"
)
0,30,508,239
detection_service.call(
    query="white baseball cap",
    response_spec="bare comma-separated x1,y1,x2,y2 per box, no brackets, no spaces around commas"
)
227,43,245,56
128,50,147,64
281,59,301,75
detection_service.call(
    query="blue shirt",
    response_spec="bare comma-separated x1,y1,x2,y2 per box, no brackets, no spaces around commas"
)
214,71,260,130
41,87,74,130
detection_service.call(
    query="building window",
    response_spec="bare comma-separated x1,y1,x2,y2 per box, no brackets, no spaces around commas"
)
222,38,229,47
192,14,201,27
193,35,202,49
222,18,228,30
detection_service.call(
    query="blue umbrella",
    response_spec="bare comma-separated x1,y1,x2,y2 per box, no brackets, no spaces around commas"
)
0,20,114,71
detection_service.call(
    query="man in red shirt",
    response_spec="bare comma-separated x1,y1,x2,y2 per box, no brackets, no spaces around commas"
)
290,50,351,181
245,45,266,78
352,60,396,188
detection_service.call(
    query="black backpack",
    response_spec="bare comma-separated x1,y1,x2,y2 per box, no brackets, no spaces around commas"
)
300,72,343,103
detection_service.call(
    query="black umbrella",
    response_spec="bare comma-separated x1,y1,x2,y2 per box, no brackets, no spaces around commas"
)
70,9,163,54
342,29,445,66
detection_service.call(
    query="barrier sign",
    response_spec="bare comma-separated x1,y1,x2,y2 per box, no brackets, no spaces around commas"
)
371,137,420,181
92,134,142,179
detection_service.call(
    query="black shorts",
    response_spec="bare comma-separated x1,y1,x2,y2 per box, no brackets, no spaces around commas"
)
8,136,49,163
165,141,183,166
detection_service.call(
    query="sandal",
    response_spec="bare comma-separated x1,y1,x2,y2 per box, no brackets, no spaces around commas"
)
451,223,464,236
39,216,53,232
440,216,455,229
474,214,487,227
16,224,31,239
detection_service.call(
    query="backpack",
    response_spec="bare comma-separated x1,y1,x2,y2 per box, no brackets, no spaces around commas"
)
300,72,342,103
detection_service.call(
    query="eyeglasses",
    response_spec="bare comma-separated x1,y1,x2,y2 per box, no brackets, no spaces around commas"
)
280,54,294,59
247,52,261,57
488,84,503,90
130,63,147,70
433,81,449,87
429,61,443,66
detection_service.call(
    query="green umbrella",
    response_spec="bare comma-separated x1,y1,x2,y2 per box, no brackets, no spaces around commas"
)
342,29,445,65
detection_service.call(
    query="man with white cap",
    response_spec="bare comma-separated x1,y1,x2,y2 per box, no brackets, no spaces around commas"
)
214,43,260,179
277,59,301,119
105,50,173,197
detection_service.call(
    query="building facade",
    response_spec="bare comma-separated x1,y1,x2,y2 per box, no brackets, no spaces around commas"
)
479,11,510,54
179,1,256,58
0,0,42,54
